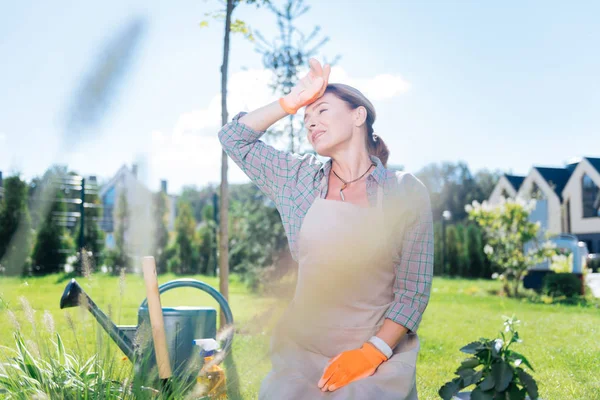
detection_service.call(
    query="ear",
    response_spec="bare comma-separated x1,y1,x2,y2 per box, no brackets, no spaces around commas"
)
354,106,367,127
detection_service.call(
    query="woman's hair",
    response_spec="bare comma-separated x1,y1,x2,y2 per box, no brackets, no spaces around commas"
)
324,83,389,167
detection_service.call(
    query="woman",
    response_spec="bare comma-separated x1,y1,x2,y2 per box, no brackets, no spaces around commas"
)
218,58,433,399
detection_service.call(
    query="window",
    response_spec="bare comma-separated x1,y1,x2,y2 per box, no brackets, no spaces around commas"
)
500,188,511,199
582,174,600,218
530,182,545,200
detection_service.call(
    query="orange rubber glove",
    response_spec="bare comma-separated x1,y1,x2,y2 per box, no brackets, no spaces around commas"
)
317,342,388,392
279,58,331,115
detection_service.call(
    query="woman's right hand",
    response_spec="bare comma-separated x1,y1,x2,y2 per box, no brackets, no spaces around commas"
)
279,58,331,115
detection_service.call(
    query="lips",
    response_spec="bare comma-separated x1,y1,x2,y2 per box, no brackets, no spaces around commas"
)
312,130,326,143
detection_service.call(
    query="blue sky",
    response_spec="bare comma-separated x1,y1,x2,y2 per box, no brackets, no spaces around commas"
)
1,1,599,193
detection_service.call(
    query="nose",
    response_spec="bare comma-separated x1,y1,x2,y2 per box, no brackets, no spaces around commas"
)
306,115,317,131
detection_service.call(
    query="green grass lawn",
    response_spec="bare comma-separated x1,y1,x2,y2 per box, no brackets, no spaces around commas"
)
1,273,599,399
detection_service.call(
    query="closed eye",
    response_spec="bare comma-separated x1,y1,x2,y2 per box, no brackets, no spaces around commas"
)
319,109,328,114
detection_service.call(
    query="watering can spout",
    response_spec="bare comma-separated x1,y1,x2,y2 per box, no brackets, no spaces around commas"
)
60,279,135,360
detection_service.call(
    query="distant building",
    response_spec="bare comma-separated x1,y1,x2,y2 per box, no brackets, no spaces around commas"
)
489,157,600,253
99,164,177,250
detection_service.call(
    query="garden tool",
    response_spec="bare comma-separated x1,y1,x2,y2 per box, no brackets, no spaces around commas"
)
142,256,173,392
59,274,234,387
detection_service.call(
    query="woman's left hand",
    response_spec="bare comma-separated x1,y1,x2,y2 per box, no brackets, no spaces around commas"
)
317,342,387,392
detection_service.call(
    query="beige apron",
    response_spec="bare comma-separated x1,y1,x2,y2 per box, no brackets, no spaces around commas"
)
259,186,420,399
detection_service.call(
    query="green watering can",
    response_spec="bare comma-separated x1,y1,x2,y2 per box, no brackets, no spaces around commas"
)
59,278,234,385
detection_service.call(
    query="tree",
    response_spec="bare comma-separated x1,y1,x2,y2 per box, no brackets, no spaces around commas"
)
433,222,444,276
197,203,217,276
464,223,486,278
446,225,459,277
416,162,501,223
201,0,269,329
466,198,557,297
31,191,72,275
228,184,288,288
108,189,131,274
0,175,33,275
255,0,340,152
179,184,217,223
454,223,468,277
174,201,198,275
152,191,170,274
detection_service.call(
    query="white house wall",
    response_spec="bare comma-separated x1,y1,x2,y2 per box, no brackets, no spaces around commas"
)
562,160,600,235
517,169,562,235
489,176,517,205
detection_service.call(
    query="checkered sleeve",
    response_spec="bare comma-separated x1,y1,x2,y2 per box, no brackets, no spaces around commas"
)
218,111,317,203
384,173,434,334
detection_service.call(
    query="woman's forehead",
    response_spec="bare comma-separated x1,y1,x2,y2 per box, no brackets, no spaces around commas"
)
306,93,336,113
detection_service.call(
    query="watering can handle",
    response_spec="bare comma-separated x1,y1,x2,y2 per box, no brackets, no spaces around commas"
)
139,278,234,357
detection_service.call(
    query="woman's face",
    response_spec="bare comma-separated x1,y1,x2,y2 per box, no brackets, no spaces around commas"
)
304,92,356,157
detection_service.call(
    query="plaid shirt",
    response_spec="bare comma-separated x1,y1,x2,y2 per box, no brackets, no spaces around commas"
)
218,111,434,333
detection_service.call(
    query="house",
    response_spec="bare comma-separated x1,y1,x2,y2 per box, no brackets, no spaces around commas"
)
561,157,600,253
489,157,600,253
488,174,525,204
99,164,177,251
517,165,574,235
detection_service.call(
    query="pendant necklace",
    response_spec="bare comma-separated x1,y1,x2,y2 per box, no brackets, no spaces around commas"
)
332,162,375,201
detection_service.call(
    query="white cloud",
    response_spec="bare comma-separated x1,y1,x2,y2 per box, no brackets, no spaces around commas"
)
329,67,411,101
149,67,410,193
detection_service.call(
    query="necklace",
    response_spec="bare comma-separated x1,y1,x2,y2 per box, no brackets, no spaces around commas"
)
332,162,376,201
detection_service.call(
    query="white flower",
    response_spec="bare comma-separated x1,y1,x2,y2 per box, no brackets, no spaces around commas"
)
494,339,503,352
515,359,522,367
484,244,494,255
465,204,473,213
492,272,499,280
481,200,492,211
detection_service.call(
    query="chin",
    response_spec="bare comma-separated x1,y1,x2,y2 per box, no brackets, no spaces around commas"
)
312,143,333,158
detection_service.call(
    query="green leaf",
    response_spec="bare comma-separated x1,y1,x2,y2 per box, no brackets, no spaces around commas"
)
465,370,483,387
492,361,514,392
517,368,539,399
461,357,481,369
506,382,527,400
470,386,495,400
461,341,484,354
438,378,461,400
13,332,44,384
478,373,495,391
457,368,477,378
56,333,71,370
509,350,535,372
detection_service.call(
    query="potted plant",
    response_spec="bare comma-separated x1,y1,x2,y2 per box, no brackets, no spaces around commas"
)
439,316,541,400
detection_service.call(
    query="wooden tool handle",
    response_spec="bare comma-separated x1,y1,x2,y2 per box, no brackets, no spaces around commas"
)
142,256,172,380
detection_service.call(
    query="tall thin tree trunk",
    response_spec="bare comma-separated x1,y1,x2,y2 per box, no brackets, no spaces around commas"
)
219,2,244,398
219,0,234,330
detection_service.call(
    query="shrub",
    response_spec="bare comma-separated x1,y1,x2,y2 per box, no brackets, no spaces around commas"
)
542,272,582,298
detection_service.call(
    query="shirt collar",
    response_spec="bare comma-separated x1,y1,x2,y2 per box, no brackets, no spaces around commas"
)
320,155,386,186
